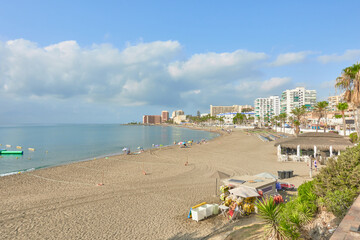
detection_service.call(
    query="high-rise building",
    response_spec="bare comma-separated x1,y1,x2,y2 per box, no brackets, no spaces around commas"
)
143,115,162,124
328,95,343,112
254,96,280,122
210,105,253,116
161,111,169,123
171,110,184,119
280,87,316,116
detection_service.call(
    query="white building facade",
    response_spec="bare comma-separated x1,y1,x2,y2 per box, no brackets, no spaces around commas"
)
171,110,184,119
280,87,316,116
254,96,280,122
216,112,255,124
210,105,253,116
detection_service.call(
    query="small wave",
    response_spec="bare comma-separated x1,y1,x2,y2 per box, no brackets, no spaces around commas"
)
0,167,36,177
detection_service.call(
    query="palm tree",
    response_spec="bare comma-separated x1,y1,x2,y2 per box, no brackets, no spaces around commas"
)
337,102,349,136
314,101,329,132
218,116,224,127
256,116,261,127
256,197,284,239
335,63,360,136
291,106,307,135
273,115,280,131
233,113,244,125
278,113,287,133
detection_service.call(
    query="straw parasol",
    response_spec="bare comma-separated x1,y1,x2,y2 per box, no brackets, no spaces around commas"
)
210,170,230,196
274,132,353,151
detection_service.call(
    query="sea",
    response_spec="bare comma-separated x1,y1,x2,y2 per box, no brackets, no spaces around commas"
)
0,124,219,176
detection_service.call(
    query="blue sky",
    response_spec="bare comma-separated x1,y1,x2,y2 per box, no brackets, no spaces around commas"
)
1,1,360,123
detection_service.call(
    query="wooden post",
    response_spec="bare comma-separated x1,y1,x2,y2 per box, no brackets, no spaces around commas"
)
215,178,217,196
310,157,313,178
330,146,333,157
102,170,104,184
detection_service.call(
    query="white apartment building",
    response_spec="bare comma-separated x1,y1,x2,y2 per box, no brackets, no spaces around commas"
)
280,87,316,116
171,110,184,119
328,95,343,112
210,105,253,116
254,96,280,122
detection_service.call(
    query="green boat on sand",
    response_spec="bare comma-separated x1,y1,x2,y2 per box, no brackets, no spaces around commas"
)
0,150,23,155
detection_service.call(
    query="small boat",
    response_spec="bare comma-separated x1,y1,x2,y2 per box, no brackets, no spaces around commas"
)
279,183,295,191
28,148,35,151
0,150,23,155
5,144,11,148
16,146,22,149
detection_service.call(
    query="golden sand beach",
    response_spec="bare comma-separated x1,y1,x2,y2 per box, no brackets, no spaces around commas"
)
0,129,312,239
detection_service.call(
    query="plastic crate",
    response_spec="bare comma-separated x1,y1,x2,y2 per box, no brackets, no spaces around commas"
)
191,207,206,222
202,204,214,217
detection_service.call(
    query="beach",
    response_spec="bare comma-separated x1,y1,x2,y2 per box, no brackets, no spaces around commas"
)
0,129,312,239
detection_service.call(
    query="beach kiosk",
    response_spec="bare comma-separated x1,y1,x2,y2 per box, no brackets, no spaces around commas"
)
222,175,277,196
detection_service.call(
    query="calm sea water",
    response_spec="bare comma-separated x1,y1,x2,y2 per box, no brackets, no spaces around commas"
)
0,124,219,176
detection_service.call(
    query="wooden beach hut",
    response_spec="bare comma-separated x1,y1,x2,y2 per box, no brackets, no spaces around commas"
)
274,132,354,162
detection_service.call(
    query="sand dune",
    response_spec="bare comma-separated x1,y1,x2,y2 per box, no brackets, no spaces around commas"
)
0,129,311,239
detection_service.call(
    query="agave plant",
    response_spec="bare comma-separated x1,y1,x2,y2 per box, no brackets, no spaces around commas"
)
256,197,285,239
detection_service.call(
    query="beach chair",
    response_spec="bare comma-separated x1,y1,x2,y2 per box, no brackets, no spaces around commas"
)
229,209,241,222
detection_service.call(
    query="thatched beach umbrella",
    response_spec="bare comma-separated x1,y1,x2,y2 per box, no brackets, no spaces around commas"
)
274,132,353,152
210,170,230,196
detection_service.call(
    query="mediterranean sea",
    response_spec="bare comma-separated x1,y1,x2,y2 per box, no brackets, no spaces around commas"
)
0,124,219,176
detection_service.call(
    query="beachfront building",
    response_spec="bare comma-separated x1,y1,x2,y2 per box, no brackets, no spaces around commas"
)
280,87,317,116
143,115,162,124
328,95,343,112
217,112,255,125
171,110,184,119
161,111,169,123
327,94,356,112
210,105,253,116
254,96,280,123
173,115,186,124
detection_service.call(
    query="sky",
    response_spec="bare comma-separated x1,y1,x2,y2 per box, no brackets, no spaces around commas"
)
1,0,360,124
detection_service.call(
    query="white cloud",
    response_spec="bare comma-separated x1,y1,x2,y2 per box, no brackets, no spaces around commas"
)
318,49,360,63
0,39,288,113
271,51,313,66
168,50,267,81
260,77,291,92
0,39,182,106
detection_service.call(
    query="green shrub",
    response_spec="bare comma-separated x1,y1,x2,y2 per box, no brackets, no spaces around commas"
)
349,132,358,143
313,144,360,217
313,145,360,197
297,181,318,214
323,188,358,217
257,144,360,239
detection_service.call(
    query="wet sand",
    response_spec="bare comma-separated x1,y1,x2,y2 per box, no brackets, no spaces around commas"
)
0,129,312,239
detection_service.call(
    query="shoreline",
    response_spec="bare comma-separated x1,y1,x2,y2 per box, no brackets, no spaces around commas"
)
0,124,220,178
0,128,312,239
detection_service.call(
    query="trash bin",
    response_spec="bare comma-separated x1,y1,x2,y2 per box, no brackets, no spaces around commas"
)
277,171,286,179
285,171,291,179
289,170,294,178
